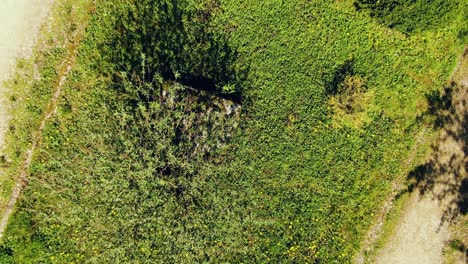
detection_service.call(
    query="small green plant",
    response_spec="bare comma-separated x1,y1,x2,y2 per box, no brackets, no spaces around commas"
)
449,239,465,251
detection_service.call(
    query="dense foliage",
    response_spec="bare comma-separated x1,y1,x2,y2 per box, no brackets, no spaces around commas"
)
354,0,464,34
107,0,245,99
0,0,465,263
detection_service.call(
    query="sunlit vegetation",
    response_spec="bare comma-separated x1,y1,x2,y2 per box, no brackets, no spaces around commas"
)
0,0,466,262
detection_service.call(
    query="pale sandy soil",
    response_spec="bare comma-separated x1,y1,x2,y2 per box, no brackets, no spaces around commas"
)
0,0,52,155
0,0,91,239
375,51,467,264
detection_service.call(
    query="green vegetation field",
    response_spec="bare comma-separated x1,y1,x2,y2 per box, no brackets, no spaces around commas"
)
0,0,466,263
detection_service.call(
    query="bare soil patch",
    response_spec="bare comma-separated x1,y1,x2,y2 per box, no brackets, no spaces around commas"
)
0,0,53,157
0,0,54,239
375,49,468,264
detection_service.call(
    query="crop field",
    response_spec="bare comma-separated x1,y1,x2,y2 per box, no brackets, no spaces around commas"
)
0,0,466,263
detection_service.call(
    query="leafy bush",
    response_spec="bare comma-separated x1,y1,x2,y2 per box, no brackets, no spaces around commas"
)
104,0,246,100
354,0,460,34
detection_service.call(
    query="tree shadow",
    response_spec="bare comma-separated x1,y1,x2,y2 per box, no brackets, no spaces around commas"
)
407,80,467,227
425,84,455,129
458,178,468,215
447,238,468,259
354,0,460,35
324,59,355,96
104,0,248,103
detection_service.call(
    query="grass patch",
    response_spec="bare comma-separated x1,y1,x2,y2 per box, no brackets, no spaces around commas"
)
0,0,466,263
443,205,468,263
0,0,82,212
363,124,441,262
354,0,465,35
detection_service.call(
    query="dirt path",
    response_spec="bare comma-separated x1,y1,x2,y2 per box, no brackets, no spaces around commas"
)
374,49,468,264
0,0,54,239
355,127,429,264
0,0,53,159
0,0,94,239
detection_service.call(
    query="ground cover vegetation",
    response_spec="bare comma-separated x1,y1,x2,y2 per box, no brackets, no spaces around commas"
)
354,0,466,35
0,0,466,263
0,0,89,216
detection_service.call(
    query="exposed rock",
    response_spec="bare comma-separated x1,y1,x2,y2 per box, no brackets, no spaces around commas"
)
160,82,241,160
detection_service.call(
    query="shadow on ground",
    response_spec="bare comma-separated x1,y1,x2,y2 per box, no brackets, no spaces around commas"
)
408,81,467,221
405,72,467,256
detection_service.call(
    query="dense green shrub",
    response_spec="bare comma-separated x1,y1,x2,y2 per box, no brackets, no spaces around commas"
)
105,0,246,100
354,0,460,34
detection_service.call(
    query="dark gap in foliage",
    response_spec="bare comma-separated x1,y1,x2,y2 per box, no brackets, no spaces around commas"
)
0,245,13,257
172,125,183,146
324,59,355,96
458,178,468,215
177,74,243,103
448,239,466,252
458,28,468,42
